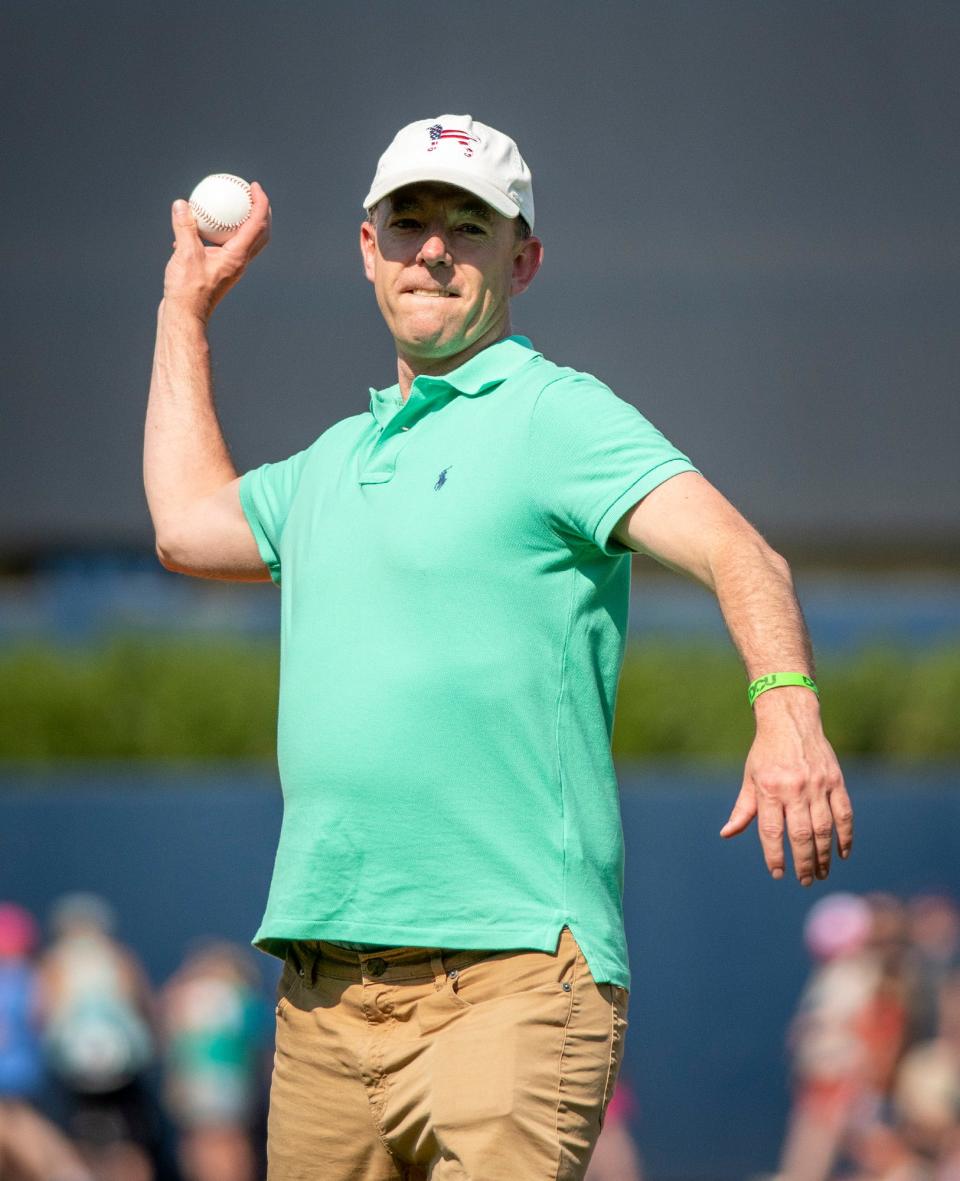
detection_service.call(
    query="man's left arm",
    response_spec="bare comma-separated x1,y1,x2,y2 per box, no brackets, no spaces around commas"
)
612,470,853,885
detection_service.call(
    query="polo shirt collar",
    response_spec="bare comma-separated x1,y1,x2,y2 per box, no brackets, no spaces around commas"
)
368,335,540,427
429,334,540,397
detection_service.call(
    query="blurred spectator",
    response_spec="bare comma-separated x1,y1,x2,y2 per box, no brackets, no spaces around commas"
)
0,901,93,1181
585,1078,644,1181
906,896,960,1044
778,892,880,1181
859,894,914,1103
159,940,270,1181
777,892,960,1181
38,893,158,1181
895,970,960,1169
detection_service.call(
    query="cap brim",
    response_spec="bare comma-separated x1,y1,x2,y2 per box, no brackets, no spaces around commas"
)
363,165,520,220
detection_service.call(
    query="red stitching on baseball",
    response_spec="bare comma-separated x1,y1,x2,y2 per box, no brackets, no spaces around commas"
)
190,176,251,234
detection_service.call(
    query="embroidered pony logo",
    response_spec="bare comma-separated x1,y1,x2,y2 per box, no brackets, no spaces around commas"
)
434,466,453,490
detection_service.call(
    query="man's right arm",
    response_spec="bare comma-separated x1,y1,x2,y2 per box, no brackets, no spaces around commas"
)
144,186,272,580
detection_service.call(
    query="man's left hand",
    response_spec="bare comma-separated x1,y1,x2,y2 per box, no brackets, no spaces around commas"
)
719,688,853,884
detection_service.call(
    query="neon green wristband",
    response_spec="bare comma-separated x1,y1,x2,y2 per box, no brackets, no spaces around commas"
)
748,672,819,707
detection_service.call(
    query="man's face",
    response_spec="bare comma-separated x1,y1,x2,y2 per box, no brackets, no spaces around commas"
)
360,182,541,364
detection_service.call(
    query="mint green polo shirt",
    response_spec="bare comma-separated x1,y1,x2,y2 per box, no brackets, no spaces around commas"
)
239,336,696,988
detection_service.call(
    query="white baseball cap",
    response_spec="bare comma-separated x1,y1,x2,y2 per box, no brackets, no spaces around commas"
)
363,114,535,231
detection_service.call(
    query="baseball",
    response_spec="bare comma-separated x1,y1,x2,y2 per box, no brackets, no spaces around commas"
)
188,173,253,244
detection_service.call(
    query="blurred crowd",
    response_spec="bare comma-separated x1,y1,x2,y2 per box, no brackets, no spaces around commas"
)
7,887,957,1181
776,891,960,1181
0,894,272,1181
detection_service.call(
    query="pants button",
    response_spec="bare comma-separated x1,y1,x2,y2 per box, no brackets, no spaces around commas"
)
366,957,388,977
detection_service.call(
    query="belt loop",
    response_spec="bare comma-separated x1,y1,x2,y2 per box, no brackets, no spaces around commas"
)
429,951,447,990
308,943,322,986
292,941,318,986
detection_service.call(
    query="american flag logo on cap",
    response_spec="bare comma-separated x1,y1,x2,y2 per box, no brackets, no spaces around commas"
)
427,123,480,158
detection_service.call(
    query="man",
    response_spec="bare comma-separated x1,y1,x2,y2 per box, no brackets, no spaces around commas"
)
145,114,853,1181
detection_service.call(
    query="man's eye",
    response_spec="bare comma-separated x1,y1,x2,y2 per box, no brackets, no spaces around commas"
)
391,218,421,230
458,223,485,235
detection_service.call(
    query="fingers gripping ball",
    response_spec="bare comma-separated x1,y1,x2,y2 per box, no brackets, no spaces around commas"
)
188,173,253,244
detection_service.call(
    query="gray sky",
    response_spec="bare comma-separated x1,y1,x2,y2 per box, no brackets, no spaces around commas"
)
3,0,958,558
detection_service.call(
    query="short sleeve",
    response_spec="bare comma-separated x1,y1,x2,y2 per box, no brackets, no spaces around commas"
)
527,374,698,553
239,447,312,585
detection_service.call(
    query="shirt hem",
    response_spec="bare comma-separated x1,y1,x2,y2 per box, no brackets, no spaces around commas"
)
251,914,630,989
253,915,566,957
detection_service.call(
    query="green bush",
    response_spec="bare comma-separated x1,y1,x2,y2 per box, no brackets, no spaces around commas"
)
614,643,960,761
1,638,958,762
0,638,279,762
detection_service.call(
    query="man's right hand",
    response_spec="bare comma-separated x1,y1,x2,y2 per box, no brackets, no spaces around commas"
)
163,181,271,322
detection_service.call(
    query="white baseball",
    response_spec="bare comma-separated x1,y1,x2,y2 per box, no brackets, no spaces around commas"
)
188,173,253,244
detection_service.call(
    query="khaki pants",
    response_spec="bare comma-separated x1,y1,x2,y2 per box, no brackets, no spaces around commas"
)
268,927,628,1180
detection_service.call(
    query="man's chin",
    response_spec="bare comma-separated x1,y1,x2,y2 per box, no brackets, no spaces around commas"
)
395,323,464,361
391,309,499,365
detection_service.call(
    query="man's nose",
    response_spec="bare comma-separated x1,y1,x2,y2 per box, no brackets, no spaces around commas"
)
417,231,452,267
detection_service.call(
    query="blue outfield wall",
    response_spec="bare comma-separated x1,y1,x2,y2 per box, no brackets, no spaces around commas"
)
1,763,958,1180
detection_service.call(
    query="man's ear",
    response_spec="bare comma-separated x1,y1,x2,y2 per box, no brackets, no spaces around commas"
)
511,236,543,297
360,220,377,284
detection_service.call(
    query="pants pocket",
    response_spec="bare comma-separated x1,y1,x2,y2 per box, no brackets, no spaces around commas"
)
447,931,579,1012
599,985,629,1127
